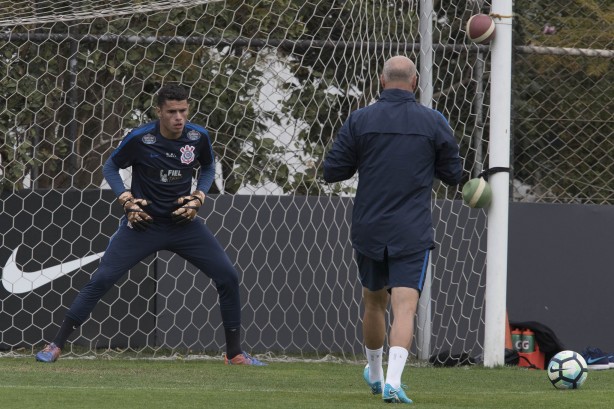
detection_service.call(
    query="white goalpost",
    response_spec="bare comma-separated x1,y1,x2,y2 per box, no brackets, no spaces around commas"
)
415,0,434,362
483,0,513,368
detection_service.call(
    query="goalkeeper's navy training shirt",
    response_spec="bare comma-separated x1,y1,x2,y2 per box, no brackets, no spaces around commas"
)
103,120,216,221
323,88,463,260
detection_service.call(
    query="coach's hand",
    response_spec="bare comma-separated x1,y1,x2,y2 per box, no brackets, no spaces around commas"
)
171,191,205,225
119,193,153,231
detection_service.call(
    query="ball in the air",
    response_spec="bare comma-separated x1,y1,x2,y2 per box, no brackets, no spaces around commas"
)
466,14,496,44
462,177,492,208
547,350,588,389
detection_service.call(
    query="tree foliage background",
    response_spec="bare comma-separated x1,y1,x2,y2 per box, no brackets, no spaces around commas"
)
0,0,612,202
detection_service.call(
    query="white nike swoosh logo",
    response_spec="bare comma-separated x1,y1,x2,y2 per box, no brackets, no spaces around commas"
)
2,246,105,294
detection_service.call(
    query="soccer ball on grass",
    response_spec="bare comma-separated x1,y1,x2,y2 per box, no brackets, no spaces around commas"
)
547,350,588,389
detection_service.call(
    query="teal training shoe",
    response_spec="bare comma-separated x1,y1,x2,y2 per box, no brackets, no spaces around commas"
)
363,364,383,395
383,383,413,404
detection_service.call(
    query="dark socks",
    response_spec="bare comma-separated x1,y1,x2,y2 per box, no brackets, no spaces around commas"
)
53,319,242,357
224,327,242,359
52,316,80,349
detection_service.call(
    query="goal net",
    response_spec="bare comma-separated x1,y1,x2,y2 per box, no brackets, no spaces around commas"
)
1,0,493,361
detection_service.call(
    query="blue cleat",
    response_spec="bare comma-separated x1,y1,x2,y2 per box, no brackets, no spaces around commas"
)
383,383,413,404
580,347,610,371
363,364,383,395
35,343,62,363
224,351,267,366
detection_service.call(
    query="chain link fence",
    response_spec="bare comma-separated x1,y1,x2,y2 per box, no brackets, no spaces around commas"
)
511,0,613,204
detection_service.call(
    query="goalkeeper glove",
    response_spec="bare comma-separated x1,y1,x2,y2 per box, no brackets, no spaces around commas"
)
171,191,204,225
120,193,153,231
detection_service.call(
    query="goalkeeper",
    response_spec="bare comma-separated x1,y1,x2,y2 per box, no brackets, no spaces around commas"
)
323,56,462,403
36,84,265,366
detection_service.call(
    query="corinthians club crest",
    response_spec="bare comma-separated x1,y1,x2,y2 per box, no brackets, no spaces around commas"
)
180,145,196,164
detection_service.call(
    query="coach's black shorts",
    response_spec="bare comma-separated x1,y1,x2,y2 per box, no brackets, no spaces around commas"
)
356,248,430,292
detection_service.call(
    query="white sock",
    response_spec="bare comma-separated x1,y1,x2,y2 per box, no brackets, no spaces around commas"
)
385,346,408,388
365,347,384,382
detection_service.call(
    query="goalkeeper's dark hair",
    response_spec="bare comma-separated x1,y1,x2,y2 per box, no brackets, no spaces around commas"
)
156,84,189,107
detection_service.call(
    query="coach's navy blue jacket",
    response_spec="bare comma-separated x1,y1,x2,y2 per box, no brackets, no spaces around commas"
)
323,89,463,260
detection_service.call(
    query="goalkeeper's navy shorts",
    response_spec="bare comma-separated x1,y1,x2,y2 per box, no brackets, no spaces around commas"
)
356,248,430,293
65,217,240,327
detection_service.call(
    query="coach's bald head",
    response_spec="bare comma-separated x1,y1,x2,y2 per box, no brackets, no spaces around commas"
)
380,56,417,92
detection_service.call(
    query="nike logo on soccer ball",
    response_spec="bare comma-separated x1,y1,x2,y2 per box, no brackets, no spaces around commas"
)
1,246,104,294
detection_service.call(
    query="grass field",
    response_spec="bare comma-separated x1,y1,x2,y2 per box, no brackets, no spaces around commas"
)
2,357,614,409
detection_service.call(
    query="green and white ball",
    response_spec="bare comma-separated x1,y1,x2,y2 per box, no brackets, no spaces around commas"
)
547,350,588,389
462,177,492,208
